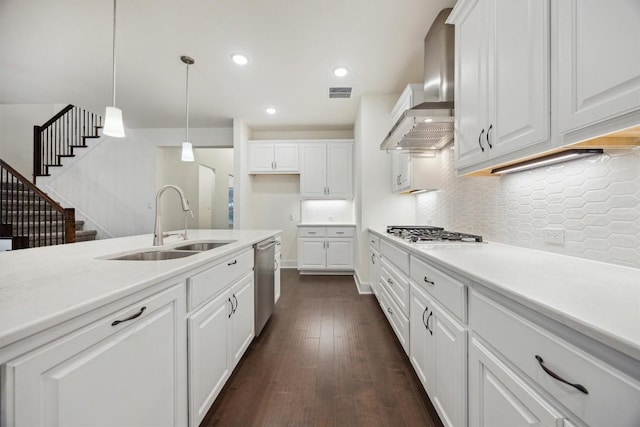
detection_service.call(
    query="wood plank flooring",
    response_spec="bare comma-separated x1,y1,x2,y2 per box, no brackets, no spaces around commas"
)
201,269,443,427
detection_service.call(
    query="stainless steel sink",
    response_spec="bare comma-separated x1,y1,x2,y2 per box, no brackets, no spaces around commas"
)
109,250,197,261
174,240,236,251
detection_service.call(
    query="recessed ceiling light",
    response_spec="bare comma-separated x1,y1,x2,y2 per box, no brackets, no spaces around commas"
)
424,118,434,123
265,107,276,115
333,67,349,77
231,54,249,66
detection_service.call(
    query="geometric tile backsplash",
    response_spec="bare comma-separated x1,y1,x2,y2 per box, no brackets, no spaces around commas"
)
416,146,640,268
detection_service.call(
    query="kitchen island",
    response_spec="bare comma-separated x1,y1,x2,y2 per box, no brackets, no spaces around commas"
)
0,229,280,427
369,228,640,427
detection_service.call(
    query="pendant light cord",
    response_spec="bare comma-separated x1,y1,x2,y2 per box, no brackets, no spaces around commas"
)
112,0,118,107
185,62,190,142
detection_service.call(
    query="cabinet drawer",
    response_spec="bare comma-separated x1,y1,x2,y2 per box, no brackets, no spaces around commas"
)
380,239,409,274
188,249,254,310
326,227,354,237
379,282,409,354
298,227,326,237
470,291,640,427
410,256,466,322
368,233,380,250
380,259,409,317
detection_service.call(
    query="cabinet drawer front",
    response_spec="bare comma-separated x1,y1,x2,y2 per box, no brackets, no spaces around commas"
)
380,239,409,274
380,259,409,317
189,249,254,310
379,282,409,354
368,233,380,250
470,291,640,427
410,255,466,322
298,227,326,237
326,227,354,237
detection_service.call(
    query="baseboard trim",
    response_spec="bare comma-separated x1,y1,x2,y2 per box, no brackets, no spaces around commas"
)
354,270,373,295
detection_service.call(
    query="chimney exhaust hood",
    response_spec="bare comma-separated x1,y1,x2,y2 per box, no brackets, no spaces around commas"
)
381,8,455,152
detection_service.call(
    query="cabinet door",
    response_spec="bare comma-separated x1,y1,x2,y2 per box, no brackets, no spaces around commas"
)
298,238,326,269
558,0,640,133
455,0,490,168
274,251,281,303
490,0,550,157
391,152,411,193
274,143,299,172
326,143,353,198
230,272,255,367
469,337,564,427
188,290,232,427
299,144,327,197
369,248,380,296
431,301,467,427
249,143,275,172
326,238,353,270
6,284,187,427
410,284,435,396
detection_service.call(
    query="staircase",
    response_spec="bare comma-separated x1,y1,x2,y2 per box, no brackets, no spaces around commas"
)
0,105,101,250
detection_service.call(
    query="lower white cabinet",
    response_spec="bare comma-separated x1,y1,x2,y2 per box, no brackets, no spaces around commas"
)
188,271,254,427
297,226,354,272
369,246,380,296
469,336,564,427
410,282,467,427
3,284,187,427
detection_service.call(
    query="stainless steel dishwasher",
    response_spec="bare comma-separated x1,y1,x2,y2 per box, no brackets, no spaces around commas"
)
254,238,276,336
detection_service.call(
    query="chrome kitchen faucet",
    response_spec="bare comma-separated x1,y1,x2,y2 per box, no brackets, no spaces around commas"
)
153,185,194,246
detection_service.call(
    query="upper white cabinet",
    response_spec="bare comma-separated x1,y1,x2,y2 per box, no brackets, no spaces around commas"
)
300,141,353,199
391,151,442,194
249,141,299,174
450,0,551,173
557,0,640,134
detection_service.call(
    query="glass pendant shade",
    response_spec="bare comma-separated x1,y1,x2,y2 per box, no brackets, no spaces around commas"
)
103,106,125,137
181,142,195,162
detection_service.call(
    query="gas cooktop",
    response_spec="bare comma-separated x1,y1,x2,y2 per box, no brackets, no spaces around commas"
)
386,225,483,243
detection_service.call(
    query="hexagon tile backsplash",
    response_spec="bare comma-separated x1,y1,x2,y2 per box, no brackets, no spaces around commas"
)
416,147,640,268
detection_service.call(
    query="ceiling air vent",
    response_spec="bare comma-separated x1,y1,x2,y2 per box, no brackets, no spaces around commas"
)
329,87,352,99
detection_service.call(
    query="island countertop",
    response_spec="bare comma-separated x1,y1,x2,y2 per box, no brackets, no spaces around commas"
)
0,229,280,348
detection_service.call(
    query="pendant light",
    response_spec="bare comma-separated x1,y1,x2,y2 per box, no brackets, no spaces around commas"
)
181,55,195,162
103,0,125,137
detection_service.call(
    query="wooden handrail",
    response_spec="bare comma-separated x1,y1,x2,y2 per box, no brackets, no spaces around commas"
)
40,104,74,129
1,158,76,246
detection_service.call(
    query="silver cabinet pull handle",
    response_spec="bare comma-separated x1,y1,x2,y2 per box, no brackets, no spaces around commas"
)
112,306,146,326
387,278,393,285
478,129,485,152
535,355,588,394
336,231,345,235
426,311,433,335
371,254,375,264
227,260,237,266
232,294,238,313
424,277,435,285
387,307,394,315
486,124,493,149
228,298,233,318
422,306,429,331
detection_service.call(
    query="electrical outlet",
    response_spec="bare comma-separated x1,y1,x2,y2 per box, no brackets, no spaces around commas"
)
289,213,294,221
543,228,564,245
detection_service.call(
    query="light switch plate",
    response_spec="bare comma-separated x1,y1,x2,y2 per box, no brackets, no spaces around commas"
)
543,228,564,245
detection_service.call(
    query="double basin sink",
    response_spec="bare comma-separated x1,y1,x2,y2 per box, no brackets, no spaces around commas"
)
108,241,236,261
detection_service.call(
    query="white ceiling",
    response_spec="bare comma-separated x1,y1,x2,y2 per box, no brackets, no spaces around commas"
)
0,0,455,130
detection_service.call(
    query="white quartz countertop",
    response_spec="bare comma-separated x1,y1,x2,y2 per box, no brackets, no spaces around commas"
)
0,229,280,348
369,228,640,362
297,223,355,227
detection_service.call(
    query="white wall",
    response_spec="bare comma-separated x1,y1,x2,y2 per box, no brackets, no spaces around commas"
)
416,146,640,268
0,104,67,177
354,95,417,288
37,126,232,238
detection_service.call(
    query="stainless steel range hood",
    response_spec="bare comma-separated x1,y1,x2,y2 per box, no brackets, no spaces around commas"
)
381,8,454,152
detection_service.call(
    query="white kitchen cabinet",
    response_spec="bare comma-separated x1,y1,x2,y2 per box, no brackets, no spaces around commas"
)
248,141,299,173
557,0,640,135
274,236,281,304
300,141,353,199
297,226,354,272
469,336,564,427
188,271,254,427
410,282,467,427
391,151,443,194
369,247,380,297
4,284,187,427
450,0,551,174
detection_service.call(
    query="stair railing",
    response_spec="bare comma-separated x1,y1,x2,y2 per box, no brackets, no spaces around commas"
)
33,104,103,183
1,159,75,248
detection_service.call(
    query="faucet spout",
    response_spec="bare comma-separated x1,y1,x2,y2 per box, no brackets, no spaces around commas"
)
153,185,193,246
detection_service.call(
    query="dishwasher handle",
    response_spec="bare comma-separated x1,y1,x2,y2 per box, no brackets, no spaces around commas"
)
256,240,276,251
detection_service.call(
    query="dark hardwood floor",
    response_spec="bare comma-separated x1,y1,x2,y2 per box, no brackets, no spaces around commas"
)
201,269,443,427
